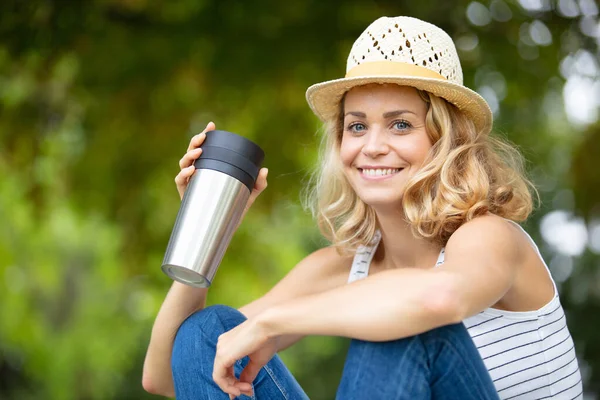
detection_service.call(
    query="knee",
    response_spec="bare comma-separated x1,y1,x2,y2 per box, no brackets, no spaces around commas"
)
174,305,246,348
172,305,246,372
422,322,471,344
347,335,426,362
420,322,479,361
341,336,429,389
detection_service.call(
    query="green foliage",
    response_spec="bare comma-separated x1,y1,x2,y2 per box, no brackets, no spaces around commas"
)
0,0,599,398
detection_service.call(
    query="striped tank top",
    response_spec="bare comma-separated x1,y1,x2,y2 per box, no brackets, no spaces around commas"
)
347,222,583,399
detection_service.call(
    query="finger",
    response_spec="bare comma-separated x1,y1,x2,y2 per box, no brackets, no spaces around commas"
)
226,384,241,397
239,360,263,385
239,387,254,397
217,375,240,398
232,384,253,399
225,371,241,397
213,357,238,395
187,132,206,152
179,148,202,169
233,380,253,391
187,121,215,151
179,147,202,169
253,168,269,193
174,165,195,186
179,147,203,168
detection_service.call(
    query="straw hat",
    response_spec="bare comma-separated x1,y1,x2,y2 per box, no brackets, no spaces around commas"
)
306,16,493,134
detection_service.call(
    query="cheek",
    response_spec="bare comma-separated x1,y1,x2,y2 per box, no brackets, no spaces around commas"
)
339,138,360,167
399,137,432,165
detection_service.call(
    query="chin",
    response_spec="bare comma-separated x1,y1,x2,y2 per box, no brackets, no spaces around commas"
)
356,191,404,209
346,175,407,210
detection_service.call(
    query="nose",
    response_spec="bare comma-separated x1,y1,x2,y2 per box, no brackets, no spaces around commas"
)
361,127,389,158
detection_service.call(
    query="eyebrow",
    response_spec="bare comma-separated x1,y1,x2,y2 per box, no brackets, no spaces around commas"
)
343,110,417,118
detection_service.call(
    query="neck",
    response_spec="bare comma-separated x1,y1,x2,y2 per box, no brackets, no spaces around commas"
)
374,206,442,269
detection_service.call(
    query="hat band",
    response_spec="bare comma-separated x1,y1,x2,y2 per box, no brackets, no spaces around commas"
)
345,61,446,80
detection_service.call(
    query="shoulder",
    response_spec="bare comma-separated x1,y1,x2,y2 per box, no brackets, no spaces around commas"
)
435,214,531,319
445,214,526,266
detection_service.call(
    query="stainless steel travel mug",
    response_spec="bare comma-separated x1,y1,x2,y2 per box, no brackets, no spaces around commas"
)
161,130,265,288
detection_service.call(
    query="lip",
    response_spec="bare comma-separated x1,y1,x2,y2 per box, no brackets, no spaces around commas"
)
357,165,403,169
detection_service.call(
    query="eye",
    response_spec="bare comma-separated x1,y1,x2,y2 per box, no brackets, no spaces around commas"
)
392,120,412,131
347,122,367,134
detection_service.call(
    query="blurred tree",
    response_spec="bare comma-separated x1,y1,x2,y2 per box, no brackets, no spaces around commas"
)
0,0,599,398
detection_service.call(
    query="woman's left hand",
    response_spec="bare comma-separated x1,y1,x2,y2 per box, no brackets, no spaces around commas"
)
213,317,279,398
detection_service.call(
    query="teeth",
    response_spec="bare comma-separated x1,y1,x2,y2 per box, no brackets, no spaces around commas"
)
361,168,401,176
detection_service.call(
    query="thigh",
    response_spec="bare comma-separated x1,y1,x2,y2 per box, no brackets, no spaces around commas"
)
335,323,499,400
172,305,309,400
423,323,499,400
336,335,432,400
239,354,309,400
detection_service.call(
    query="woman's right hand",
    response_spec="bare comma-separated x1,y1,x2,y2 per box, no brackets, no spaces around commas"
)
175,121,269,214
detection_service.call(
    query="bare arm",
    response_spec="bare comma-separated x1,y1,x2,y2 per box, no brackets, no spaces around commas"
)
238,246,354,351
239,308,303,352
259,215,522,341
142,283,208,397
142,121,270,396
142,245,350,396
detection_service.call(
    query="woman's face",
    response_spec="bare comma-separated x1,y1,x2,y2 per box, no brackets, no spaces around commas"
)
340,84,432,209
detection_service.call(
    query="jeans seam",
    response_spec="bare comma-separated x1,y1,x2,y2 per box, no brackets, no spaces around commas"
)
348,341,365,396
399,337,430,399
415,335,431,384
263,363,289,400
430,336,498,399
196,311,225,347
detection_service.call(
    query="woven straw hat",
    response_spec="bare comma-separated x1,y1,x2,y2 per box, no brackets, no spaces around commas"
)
306,16,493,134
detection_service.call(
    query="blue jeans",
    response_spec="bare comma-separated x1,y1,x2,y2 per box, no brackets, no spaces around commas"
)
172,305,499,399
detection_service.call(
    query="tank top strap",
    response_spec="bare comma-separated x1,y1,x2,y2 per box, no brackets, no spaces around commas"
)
435,247,446,267
348,230,382,283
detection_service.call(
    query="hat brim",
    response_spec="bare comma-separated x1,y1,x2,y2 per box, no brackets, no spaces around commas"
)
306,75,493,135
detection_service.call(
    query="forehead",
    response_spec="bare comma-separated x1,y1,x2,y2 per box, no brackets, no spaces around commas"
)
343,84,427,114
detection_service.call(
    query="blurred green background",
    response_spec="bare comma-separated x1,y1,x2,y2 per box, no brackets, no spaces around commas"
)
1,0,599,398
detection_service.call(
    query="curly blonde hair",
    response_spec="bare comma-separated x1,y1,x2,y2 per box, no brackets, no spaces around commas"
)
305,88,539,254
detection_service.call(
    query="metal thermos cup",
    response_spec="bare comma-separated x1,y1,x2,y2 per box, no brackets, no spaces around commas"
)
161,130,265,288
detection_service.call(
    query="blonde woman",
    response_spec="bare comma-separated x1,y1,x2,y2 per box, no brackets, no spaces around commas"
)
143,16,583,399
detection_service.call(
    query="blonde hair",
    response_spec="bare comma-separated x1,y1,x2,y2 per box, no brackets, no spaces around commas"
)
305,89,539,254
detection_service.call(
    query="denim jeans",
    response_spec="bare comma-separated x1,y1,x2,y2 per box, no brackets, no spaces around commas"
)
172,305,499,399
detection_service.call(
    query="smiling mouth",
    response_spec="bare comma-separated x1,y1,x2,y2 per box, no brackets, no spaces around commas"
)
358,168,403,177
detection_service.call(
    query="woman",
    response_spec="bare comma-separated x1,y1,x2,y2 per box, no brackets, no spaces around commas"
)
143,16,583,399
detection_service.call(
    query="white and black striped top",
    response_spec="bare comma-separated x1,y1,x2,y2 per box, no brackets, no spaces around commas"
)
347,222,583,399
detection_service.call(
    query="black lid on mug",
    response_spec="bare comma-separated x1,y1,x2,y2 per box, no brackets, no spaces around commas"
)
194,130,265,191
